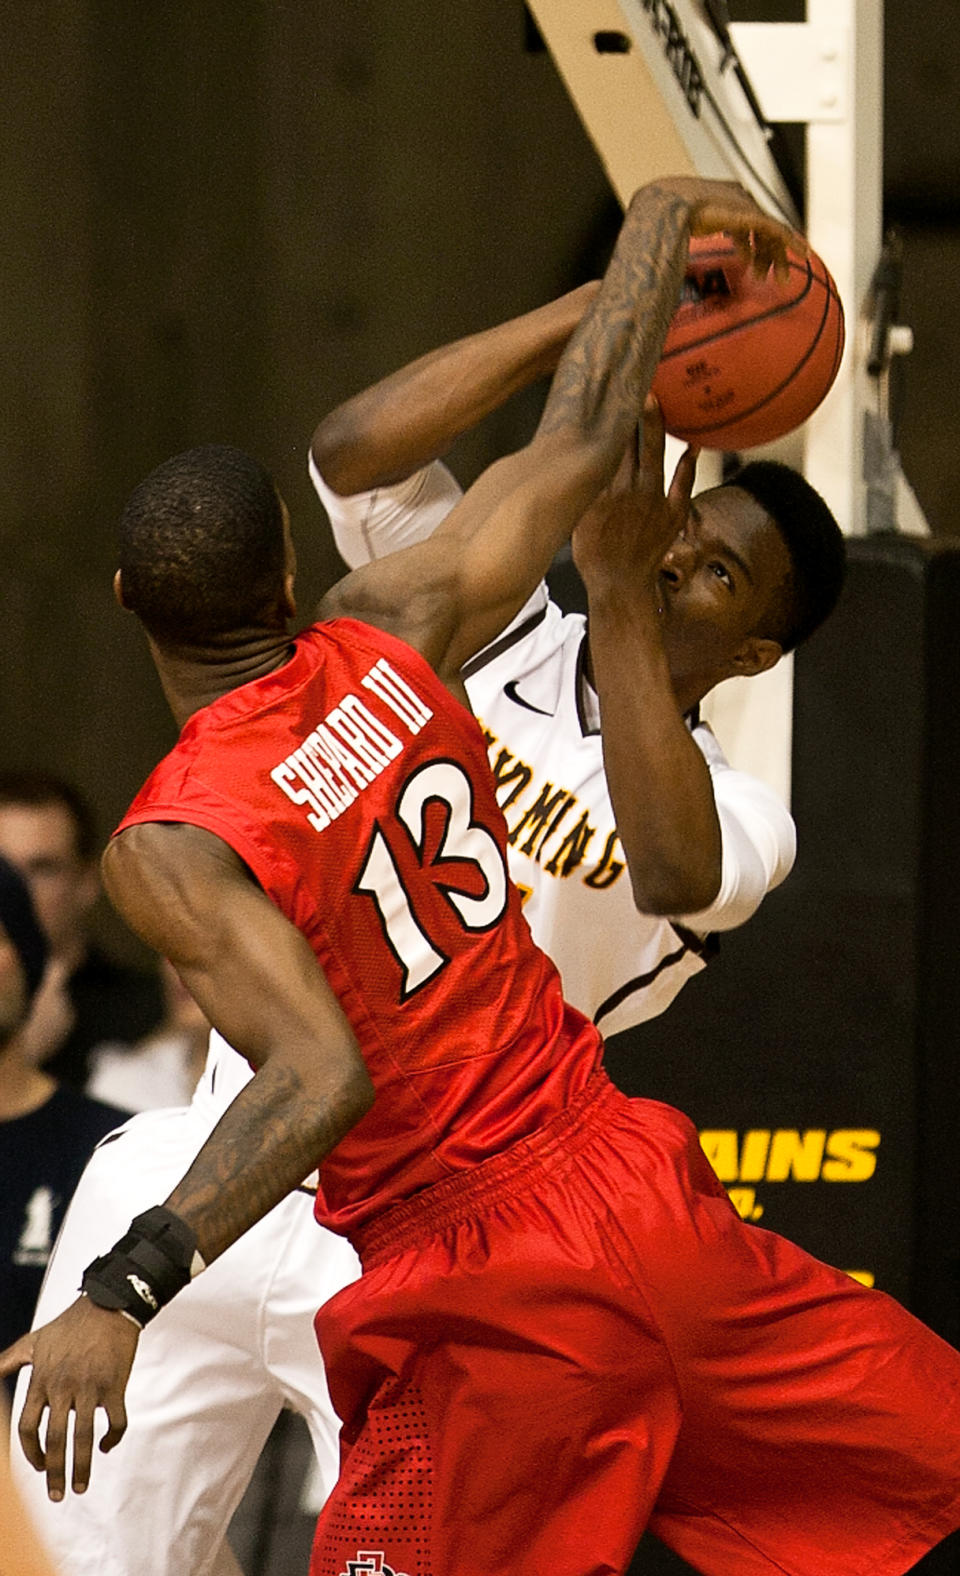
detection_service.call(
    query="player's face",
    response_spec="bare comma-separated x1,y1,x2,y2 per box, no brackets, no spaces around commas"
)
0,805,99,959
0,920,29,1048
657,485,792,709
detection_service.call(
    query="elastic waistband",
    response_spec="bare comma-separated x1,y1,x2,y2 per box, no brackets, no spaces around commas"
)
351,1070,622,1268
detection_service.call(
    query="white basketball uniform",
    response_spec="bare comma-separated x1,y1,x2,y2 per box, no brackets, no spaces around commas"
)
12,456,793,1576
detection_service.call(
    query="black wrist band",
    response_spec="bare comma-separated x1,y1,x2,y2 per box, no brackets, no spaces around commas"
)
81,1207,202,1328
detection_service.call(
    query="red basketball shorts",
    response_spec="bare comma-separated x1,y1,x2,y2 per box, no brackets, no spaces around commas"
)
310,1072,960,1576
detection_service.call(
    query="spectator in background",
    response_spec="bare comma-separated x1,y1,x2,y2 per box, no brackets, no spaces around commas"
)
87,959,210,1112
0,853,128,1398
0,772,165,1090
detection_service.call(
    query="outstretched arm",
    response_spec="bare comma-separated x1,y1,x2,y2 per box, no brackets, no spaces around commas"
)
573,400,795,918
98,824,372,1264
574,401,724,912
310,282,600,498
320,178,795,690
309,284,598,578
7,821,373,1503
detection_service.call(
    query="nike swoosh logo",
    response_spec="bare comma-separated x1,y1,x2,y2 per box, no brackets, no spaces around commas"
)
503,680,552,716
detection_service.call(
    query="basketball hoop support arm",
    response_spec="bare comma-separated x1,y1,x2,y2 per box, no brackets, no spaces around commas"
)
731,0,884,539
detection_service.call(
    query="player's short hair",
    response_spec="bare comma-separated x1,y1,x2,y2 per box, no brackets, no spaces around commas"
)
727,459,846,653
118,445,287,645
0,769,98,860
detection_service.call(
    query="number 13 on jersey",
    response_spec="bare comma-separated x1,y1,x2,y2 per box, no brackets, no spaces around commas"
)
353,760,509,1000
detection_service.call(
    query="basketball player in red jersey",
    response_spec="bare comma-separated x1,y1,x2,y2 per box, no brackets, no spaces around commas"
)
8,180,960,1576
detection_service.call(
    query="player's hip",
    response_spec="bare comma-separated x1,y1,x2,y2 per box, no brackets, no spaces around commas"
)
314,1071,714,1390
348,1070,703,1267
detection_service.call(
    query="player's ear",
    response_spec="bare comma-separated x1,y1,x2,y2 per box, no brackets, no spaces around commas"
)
113,569,128,609
731,635,782,678
282,569,297,621
280,509,297,620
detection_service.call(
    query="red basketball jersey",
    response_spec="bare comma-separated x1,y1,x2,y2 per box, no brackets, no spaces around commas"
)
116,618,602,1234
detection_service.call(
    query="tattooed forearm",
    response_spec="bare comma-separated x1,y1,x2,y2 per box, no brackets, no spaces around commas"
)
538,188,689,447
163,1057,372,1262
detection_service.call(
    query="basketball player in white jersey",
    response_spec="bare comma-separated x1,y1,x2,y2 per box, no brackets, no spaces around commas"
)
8,284,844,1576
308,283,844,1036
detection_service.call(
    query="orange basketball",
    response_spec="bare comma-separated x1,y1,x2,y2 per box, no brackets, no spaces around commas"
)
651,234,845,451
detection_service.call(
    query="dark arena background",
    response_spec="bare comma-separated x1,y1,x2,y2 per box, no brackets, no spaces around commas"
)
3,2,960,1573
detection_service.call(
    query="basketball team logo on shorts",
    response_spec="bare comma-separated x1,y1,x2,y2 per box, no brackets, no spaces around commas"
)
339,1553,409,1576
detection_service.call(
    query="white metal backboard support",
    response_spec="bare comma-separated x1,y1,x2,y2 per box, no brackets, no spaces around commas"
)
525,0,799,225
731,1,883,539
527,0,888,803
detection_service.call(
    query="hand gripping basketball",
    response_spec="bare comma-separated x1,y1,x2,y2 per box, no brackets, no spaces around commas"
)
643,176,799,283
652,231,845,451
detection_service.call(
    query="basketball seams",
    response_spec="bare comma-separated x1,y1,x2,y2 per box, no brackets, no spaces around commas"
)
670,270,840,441
652,236,844,446
660,257,823,361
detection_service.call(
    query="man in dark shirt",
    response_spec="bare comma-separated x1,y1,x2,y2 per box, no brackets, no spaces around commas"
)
0,853,129,1394
0,771,165,1089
